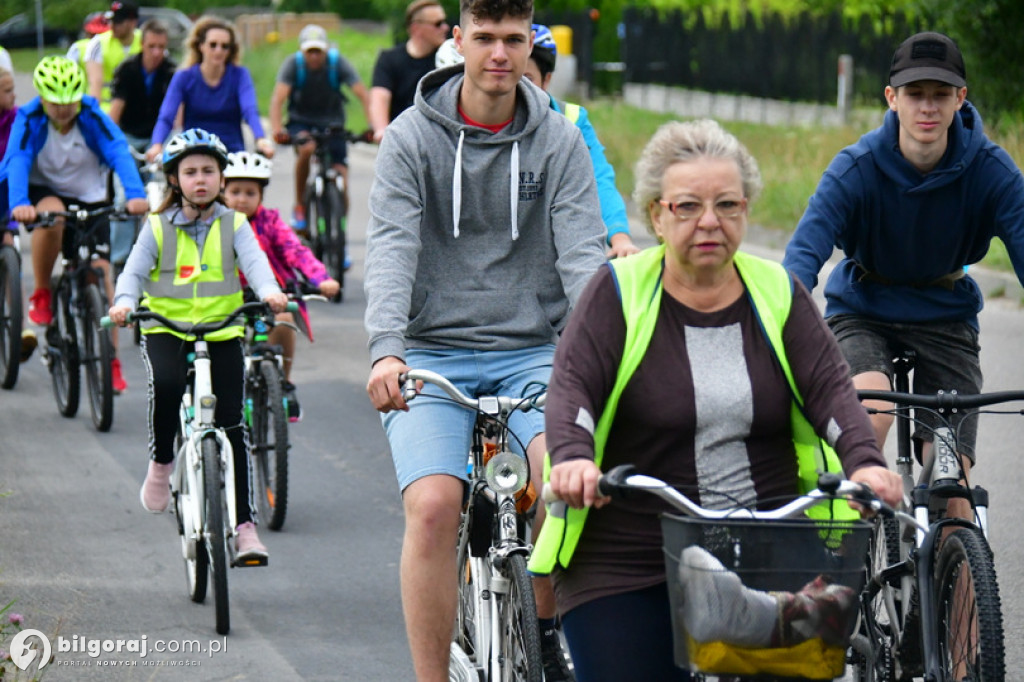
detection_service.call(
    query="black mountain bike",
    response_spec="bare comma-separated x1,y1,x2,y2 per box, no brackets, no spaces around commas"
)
291,126,370,303
0,236,24,390
25,205,125,431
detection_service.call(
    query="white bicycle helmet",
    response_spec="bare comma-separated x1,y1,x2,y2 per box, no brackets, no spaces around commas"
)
224,151,273,186
435,38,464,69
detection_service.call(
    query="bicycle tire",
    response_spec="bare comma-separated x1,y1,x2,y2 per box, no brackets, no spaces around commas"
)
0,246,22,390
82,284,114,431
497,553,543,682
50,279,80,417
934,527,1004,681
251,359,289,530
324,182,346,301
306,185,325,262
176,429,209,603
202,434,231,635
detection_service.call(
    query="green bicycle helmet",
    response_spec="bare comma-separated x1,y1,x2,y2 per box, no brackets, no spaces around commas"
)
33,56,86,105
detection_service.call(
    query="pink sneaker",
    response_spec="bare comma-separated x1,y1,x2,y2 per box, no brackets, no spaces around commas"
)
140,461,173,513
235,521,268,563
28,288,52,326
111,357,127,394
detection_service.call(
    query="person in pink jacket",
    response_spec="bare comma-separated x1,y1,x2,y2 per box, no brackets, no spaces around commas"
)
223,151,339,421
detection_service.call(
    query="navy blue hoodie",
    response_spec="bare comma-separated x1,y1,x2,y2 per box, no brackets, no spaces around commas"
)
783,101,1024,329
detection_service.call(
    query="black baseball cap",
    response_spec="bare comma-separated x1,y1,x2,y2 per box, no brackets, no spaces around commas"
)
106,1,139,23
889,32,966,88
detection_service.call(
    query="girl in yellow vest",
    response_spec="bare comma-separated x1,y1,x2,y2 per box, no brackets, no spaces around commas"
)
108,128,287,562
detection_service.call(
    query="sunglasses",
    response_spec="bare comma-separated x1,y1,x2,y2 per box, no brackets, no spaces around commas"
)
417,18,448,28
205,41,233,50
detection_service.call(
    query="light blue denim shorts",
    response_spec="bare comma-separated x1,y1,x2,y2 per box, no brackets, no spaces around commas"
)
383,346,554,492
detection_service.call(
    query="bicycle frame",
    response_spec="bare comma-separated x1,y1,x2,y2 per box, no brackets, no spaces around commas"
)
175,336,239,557
401,368,544,682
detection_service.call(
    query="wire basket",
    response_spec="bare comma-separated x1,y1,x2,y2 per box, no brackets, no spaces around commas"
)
661,514,871,680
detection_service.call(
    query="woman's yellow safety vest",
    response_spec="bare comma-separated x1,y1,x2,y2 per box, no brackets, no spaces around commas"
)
528,246,858,575
141,212,246,341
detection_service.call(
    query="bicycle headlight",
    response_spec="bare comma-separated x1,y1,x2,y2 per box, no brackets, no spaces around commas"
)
485,451,529,496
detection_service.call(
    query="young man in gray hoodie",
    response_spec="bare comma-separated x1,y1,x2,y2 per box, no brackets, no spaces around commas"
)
364,0,605,678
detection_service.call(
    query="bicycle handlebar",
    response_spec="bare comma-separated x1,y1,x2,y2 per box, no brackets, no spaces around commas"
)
400,368,547,415
21,204,133,230
283,126,373,146
542,465,894,522
857,388,1024,411
101,301,298,333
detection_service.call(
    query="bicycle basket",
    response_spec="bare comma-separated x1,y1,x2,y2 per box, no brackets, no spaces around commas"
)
661,514,871,680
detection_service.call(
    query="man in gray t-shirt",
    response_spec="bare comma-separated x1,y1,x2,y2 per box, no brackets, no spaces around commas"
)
269,24,371,231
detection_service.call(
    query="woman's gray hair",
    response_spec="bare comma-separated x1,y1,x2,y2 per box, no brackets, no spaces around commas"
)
632,119,763,237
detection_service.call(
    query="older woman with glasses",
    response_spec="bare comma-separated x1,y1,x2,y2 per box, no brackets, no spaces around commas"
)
147,17,272,160
529,119,902,681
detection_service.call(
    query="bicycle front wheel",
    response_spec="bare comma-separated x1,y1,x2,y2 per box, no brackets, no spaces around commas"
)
453,514,485,677
202,434,230,635
497,554,543,682
175,434,208,603
82,283,114,431
50,280,80,417
251,359,289,530
934,527,1004,681
852,517,901,682
0,246,22,390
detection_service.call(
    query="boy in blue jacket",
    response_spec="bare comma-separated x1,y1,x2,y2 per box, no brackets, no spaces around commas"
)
782,32,1024,519
0,56,149,392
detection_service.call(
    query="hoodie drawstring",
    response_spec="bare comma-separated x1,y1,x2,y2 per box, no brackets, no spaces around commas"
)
509,141,519,240
451,132,520,241
452,130,464,238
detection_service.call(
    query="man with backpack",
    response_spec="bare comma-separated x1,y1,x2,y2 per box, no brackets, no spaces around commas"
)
269,24,371,233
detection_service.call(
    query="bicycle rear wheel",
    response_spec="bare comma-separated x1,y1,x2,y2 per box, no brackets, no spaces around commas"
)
497,553,543,682
0,245,22,390
81,283,114,431
250,359,289,530
175,432,208,603
202,434,230,635
934,527,1004,681
323,182,346,302
49,280,80,417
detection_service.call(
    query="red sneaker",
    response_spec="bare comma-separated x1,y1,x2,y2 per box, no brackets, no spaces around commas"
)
28,288,52,326
111,357,127,394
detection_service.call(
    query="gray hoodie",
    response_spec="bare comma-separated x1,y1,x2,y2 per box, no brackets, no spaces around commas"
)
364,65,606,364
114,202,281,309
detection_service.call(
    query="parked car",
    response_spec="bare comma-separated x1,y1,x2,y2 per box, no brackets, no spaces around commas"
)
0,13,72,49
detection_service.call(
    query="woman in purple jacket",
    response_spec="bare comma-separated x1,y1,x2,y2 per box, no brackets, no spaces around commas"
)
146,17,273,159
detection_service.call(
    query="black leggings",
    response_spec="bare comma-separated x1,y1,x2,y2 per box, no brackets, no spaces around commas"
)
561,583,691,682
142,333,254,525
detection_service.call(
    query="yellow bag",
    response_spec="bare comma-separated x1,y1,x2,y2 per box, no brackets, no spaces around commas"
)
688,637,846,680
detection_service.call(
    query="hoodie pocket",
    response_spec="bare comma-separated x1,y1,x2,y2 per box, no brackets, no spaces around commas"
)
408,289,558,345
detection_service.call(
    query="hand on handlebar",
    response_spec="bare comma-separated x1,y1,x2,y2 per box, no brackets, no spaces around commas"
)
548,459,611,510
11,205,36,224
367,356,411,413
255,138,275,159
107,304,133,327
318,278,341,299
263,292,289,314
849,465,904,510
273,129,291,145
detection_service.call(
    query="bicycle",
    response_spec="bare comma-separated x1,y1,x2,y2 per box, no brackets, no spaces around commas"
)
851,350,1016,682
400,369,545,682
25,204,127,431
104,301,289,635
288,125,371,303
243,282,325,531
552,465,876,681
0,235,23,389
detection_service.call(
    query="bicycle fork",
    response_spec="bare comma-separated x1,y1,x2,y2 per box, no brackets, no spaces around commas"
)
191,345,239,544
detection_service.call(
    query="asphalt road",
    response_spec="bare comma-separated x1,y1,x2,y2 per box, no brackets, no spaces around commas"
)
2,70,1023,680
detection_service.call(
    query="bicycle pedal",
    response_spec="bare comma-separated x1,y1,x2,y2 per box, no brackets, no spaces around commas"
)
232,554,268,568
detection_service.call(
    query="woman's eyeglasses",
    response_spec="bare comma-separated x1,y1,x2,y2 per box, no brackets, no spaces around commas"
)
657,197,747,221
205,41,233,50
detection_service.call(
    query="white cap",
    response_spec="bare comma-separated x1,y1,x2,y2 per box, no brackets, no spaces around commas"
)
435,38,463,68
299,24,329,52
